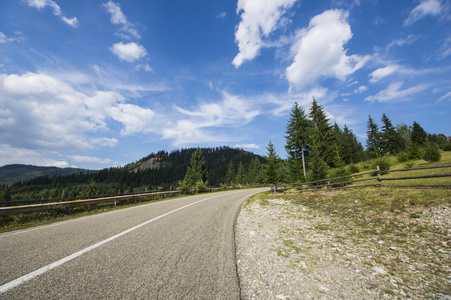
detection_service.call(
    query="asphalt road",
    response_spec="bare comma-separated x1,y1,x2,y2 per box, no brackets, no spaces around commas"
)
0,188,267,299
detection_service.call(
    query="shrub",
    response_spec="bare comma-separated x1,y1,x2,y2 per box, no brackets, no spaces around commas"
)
442,143,451,152
329,168,352,187
404,161,415,169
397,151,410,163
176,180,190,194
407,145,423,160
423,142,441,162
348,164,360,174
371,156,391,175
307,153,329,184
194,180,209,193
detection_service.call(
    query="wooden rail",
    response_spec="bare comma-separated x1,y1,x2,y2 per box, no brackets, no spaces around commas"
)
272,164,451,193
0,190,182,216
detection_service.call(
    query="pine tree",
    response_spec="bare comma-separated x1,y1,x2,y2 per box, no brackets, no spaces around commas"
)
235,161,246,185
225,160,235,185
380,114,403,154
285,102,311,178
366,115,382,158
411,121,427,146
307,148,329,182
264,139,281,184
247,157,264,184
342,125,364,164
309,98,336,167
183,148,208,188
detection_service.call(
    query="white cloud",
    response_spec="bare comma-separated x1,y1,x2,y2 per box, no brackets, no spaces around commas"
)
404,0,442,26
0,72,157,153
68,155,112,164
369,65,399,83
25,0,79,28
110,42,147,62
234,143,260,149
364,81,429,103
109,103,155,136
354,85,368,93
135,63,152,72
103,1,141,39
216,12,227,19
163,91,260,145
286,9,369,90
438,91,451,102
0,143,69,167
0,31,25,43
233,0,297,67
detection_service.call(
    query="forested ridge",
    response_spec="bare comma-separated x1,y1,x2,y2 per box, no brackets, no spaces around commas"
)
1,147,265,201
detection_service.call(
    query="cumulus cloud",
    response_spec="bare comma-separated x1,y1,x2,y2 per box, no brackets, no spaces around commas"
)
68,155,112,164
354,85,368,93
0,72,157,153
163,91,260,145
364,81,429,103
135,63,152,72
404,0,442,26
103,1,140,39
286,9,369,90
233,0,297,67
110,42,147,62
25,0,79,28
234,143,260,149
369,65,399,83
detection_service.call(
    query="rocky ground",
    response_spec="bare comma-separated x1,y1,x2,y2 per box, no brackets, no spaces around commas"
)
235,191,450,299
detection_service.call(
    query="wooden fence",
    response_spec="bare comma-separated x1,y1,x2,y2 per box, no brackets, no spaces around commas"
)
272,164,451,194
0,190,182,216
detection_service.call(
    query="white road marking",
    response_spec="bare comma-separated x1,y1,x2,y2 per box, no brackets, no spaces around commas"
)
0,193,230,294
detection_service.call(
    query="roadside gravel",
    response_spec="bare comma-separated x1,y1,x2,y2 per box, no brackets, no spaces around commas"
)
236,193,450,299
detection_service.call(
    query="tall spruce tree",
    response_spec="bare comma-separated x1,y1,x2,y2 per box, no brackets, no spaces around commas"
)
183,148,208,187
309,98,336,167
342,125,364,164
366,115,382,158
380,114,403,154
235,161,246,185
264,139,281,184
224,160,236,185
285,102,311,179
411,121,427,146
396,123,411,150
247,157,264,184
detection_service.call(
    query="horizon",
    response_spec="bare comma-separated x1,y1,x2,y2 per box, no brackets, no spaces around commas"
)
1,0,450,169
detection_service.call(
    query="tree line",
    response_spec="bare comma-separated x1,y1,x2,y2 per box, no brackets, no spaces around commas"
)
263,98,449,185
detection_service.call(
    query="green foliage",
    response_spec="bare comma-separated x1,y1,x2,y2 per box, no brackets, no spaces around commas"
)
285,102,311,177
247,157,264,184
264,139,281,184
309,98,337,167
84,180,97,196
176,180,190,194
307,149,329,182
1,186,11,202
411,121,427,146
194,180,209,193
347,164,360,174
407,144,423,160
183,148,208,188
224,160,235,186
328,167,351,187
443,143,451,151
371,156,391,175
235,162,246,185
423,141,441,162
366,115,382,158
380,114,403,154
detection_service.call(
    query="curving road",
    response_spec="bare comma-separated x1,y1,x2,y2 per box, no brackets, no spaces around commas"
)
0,188,267,299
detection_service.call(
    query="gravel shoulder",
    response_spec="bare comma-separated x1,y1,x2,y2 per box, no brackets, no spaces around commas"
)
236,191,450,299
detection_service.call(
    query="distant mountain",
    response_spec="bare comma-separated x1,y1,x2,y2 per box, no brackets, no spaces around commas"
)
0,164,89,185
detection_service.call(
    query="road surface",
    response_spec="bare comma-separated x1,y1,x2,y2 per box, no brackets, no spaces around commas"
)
0,188,267,299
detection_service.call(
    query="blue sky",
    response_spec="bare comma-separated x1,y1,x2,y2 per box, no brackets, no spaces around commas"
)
0,0,450,169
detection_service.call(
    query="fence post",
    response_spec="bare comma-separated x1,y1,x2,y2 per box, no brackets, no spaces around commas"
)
377,165,382,188
61,191,66,199
327,180,330,191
